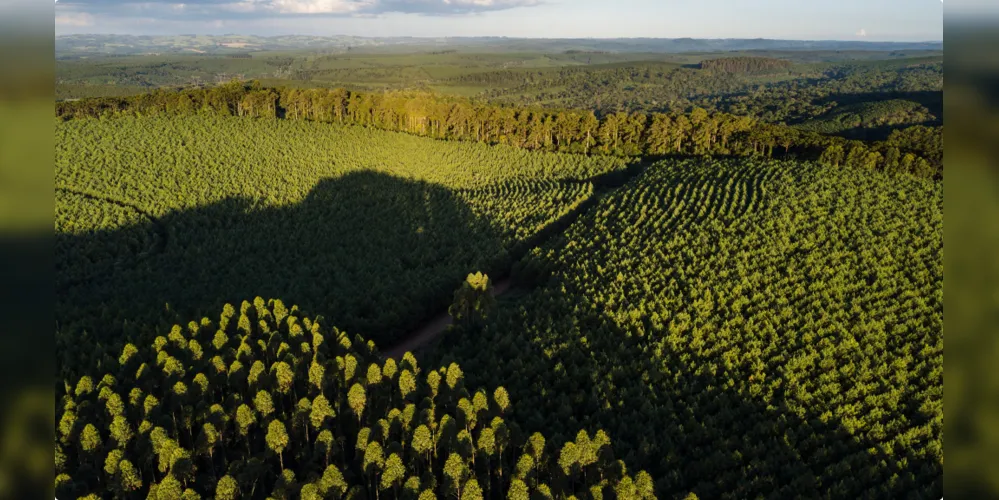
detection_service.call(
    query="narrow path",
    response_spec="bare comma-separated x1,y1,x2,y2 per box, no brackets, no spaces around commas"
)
383,279,512,359
381,159,657,360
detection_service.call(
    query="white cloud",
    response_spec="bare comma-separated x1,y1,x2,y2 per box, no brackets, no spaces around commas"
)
241,0,536,15
389,0,541,14
55,11,95,25
266,0,373,15
55,0,539,18
856,28,867,37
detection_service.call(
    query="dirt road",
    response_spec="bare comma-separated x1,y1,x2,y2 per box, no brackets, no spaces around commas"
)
383,278,512,359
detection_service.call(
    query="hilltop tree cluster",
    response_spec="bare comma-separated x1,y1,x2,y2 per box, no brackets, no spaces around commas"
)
795,99,936,139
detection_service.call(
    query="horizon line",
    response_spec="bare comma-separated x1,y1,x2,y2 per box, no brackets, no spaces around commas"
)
55,33,945,43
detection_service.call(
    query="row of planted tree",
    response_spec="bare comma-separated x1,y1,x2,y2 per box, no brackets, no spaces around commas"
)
432,159,943,498
55,81,941,179
55,113,627,380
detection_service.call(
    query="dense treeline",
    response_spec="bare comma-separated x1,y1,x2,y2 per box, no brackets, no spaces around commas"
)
449,63,755,111
795,99,937,139
883,125,942,167
290,67,432,84
56,114,625,382
715,63,942,124
55,81,942,178
473,60,941,127
56,84,155,101
432,159,943,498
443,63,685,87
55,49,943,146
56,299,660,499
56,55,296,89
698,57,793,74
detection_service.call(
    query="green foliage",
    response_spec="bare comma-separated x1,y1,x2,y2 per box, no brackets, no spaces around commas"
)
79,423,102,453
348,384,367,423
557,442,578,476
56,112,621,381
412,425,433,457
796,99,937,138
366,363,383,386
236,404,257,437
266,419,290,463
56,84,940,179
56,301,650,498
472,58,941,131
53,66,941,500
699,56,793,74
253,391,275,418
463,478,484,500
117,459,142,492
363,441,384,473
494,387,510,414
381,453,406,491
434,158,942,498
109,415,133,448
215,476,239,500
449,272,497,327
444,453,468,495
320,465,348,497
508,478,530,500
74,376,93,397
103,448,123,475
399,370,417,401
446,363,464,391
310,395,334,431
514,454,534,480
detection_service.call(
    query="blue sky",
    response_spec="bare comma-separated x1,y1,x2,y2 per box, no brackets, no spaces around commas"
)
55,0,944,41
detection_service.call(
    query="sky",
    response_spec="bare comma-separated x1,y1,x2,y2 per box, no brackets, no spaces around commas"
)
54,0,946,41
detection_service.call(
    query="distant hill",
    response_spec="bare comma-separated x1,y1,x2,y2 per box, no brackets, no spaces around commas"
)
55,34,944,57
698,56,794,74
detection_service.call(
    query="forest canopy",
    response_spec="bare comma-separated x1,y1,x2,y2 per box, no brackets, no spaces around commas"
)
56,114,626,382
52,46,944,499
55,299,660,499
432,158,943,498
55,82,942,179
698,57,793,74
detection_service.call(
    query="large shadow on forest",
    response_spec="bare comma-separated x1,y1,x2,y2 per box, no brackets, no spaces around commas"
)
431,278,942,499
56,171,509,372
433,291,943,499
